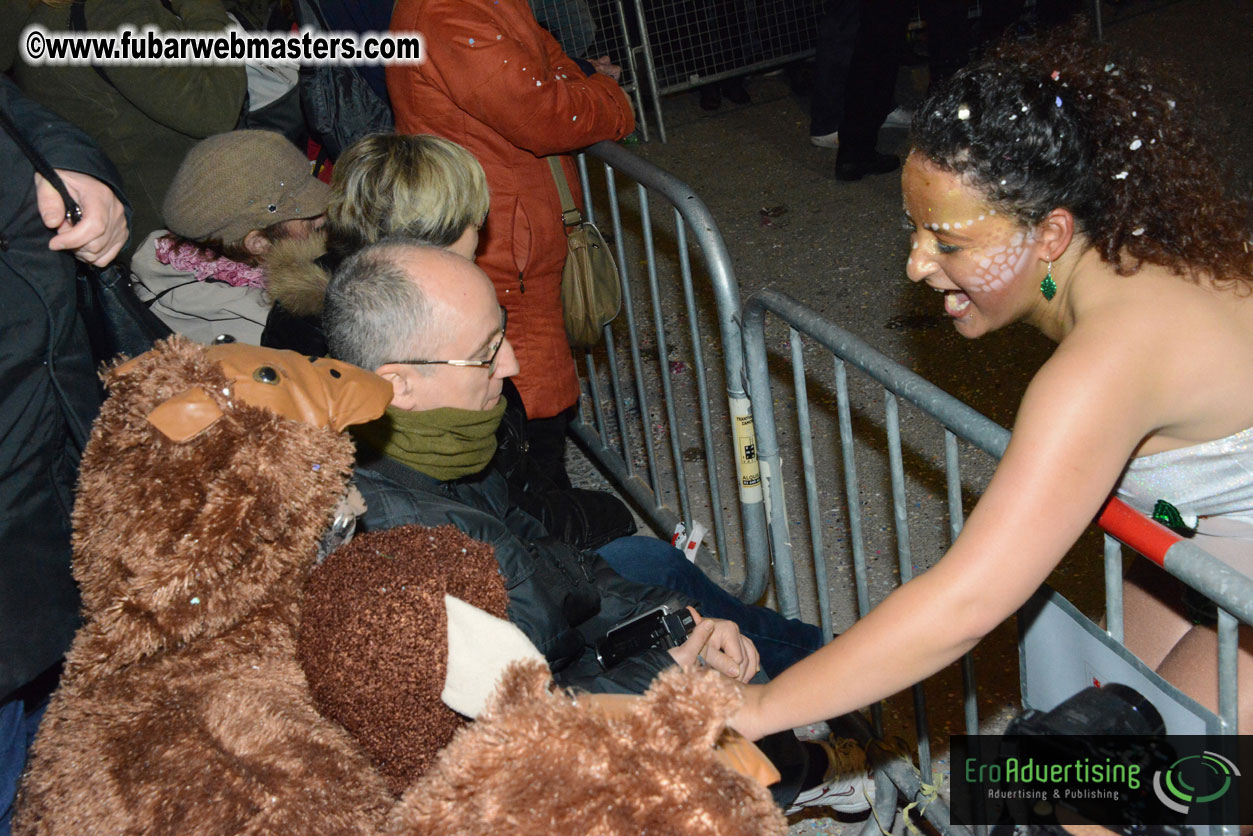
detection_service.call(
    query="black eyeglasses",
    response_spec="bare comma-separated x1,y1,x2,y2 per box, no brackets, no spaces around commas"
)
384,308,508,375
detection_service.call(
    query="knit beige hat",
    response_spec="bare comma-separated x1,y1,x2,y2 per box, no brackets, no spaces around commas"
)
162,130,330,246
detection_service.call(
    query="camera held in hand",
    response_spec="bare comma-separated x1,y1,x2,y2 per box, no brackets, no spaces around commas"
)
595,605,695,669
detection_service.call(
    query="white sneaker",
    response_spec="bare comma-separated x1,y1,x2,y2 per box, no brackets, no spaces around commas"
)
809,130,839,149
786,737,875,815
882,106,913,129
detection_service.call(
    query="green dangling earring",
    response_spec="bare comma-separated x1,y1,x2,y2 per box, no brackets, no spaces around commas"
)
1040,260,1057,301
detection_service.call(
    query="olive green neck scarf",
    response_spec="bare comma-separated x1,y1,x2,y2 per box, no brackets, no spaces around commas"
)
355,401,506,481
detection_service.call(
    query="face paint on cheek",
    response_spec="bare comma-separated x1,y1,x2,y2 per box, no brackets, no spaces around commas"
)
967,231,1035,292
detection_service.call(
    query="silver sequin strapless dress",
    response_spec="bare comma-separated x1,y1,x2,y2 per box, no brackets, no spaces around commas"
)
1115,426,1253,573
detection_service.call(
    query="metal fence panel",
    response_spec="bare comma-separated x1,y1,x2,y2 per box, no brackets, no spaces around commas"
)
571,140,771,602
739,286,1253,835
571,144,1245,834
531,0,1105,140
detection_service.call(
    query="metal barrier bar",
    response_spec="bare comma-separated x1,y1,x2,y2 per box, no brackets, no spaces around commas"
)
792,328,834,641
741,286,1253,835
570,140,770,601
1098,499,1253,627
1103,534,1125,644
1097,498,1253,737
678,210,732,567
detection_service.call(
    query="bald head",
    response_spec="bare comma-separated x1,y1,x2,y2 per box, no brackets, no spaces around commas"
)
324,238,493,373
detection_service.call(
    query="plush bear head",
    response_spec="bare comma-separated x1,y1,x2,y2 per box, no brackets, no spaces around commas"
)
67,337,392,679
299,523,512,793
388,661,788,836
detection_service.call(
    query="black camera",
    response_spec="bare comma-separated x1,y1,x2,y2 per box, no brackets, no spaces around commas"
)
998,684,1185,834
1009,682,1166,737
595,605,695,669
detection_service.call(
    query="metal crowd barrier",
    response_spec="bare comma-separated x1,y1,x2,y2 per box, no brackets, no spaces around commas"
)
569,140,772,603
532,0,827,141
569,141,1246,832
531,0,1107,141
740,287,1253,836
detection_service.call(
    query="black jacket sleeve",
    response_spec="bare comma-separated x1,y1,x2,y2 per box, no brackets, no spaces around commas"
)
493,379,637,551
0,76,128,203
0,78,129,699
353,460,695,697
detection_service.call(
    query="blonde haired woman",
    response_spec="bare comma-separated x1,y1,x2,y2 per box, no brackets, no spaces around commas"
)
326,133,491,263
261,133,490,355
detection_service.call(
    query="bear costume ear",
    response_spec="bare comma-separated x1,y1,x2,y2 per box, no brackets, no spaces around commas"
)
146,386,225,442
635,667,744,750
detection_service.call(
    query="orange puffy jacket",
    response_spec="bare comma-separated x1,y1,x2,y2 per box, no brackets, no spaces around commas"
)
388,0,635,420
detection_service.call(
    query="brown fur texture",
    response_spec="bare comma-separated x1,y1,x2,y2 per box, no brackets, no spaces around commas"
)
264,231,331,317
13,337,785,836
299,524,510,793
13,337,394,836
388,661,788,836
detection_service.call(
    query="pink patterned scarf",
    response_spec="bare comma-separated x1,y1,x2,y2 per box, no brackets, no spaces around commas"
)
154,236,266,289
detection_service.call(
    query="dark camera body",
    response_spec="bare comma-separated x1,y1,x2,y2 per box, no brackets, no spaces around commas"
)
999,684,1183,833
595,606,695,669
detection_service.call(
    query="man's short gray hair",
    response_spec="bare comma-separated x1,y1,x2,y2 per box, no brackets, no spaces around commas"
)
323,238,437,371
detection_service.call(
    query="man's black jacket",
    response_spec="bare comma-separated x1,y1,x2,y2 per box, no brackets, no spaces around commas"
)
354,451,692,694
0,77,128,700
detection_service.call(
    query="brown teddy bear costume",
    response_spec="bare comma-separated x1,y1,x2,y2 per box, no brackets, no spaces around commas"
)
15,337,786,836
391,661,788,836
13,338,397,836
299,527,787,836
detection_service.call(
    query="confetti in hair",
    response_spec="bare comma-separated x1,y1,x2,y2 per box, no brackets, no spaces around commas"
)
957,105,971,120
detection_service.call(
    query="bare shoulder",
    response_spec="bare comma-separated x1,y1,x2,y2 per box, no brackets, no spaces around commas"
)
1059,266,1253,448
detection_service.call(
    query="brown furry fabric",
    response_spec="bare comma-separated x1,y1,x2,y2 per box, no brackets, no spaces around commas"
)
299,524,510,794
388,662,788,836
264,231,330,316
14,337,394,836
13,337,786,836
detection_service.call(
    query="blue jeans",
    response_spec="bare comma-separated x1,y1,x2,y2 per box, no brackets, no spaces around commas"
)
1,696,47,836
597,536,823,678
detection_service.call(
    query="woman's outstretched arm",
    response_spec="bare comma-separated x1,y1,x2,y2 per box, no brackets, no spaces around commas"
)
731,323,1161,740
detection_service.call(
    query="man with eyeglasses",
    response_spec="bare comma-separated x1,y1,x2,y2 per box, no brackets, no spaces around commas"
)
323,239,870,816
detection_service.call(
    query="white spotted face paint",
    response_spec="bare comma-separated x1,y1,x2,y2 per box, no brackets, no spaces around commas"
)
963,229,1036,291
901,153,1043,338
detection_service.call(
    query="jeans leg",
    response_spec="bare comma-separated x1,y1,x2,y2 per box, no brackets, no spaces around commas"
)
596,536,824,678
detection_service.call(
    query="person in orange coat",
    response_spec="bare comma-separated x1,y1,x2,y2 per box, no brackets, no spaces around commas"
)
388,0,635,486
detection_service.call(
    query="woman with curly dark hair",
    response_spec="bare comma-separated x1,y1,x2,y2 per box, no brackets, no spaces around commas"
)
732,30,1253,737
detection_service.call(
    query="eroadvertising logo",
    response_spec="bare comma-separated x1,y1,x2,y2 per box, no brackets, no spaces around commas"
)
951,736,1247,827
1153,751,1241,815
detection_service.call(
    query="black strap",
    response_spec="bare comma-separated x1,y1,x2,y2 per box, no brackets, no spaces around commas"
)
359,450,441,494
0,104,82,226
